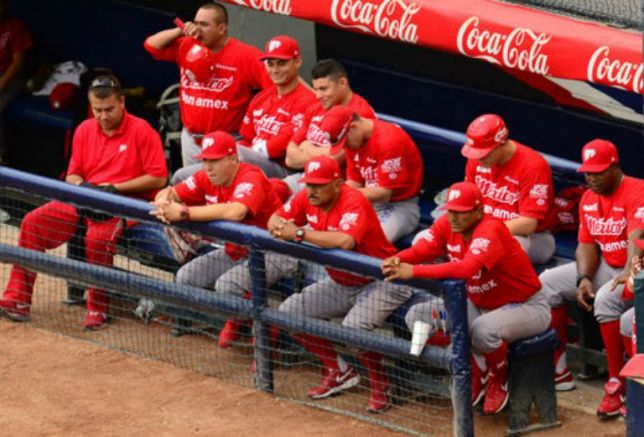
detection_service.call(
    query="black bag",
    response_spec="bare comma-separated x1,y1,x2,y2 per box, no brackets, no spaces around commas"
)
157,83,182,174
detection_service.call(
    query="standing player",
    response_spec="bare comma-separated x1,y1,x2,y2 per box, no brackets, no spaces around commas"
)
461,114,556,264
150,131,283,348
266,155,412,413
144,2,270,173
313,106,422,242
382,181,550,415
0,75,168,329
539,139,644,417
283,59,375,191
236,35,316,179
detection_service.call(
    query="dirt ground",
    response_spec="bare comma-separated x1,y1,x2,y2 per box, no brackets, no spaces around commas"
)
0,319,627,437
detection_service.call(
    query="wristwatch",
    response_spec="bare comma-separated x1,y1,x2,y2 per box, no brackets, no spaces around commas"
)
294,228,306,243
179,205,191,221
576,274,591,287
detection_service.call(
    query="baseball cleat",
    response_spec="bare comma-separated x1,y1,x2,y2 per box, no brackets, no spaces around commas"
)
84,311,108,331
308,366,361,399
0,299,30,322
218,319,244,349
596,378,624,419
554,368,576,391
483,362,509,415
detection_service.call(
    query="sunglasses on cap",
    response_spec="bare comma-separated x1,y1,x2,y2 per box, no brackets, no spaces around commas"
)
89,77,120,90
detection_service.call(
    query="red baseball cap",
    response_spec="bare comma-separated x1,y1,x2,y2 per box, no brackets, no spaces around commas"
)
195,131,237,160
179,38,216,83
298,155,342,185
461,114,509,160
311,105,354,153
49,82,79,110
576,139,620,173
440,181,483,212
260,35,300,60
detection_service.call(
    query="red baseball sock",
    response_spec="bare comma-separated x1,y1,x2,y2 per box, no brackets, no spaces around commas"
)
550,306,568,371
599,320,625,379
293,333,338,371
622,335,634,359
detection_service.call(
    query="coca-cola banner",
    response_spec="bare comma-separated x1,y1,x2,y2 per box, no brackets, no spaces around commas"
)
225,0,643,94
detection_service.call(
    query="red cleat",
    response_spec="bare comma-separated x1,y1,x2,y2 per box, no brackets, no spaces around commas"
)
483,362,509,415
471,359,488,407
596,378,624,419
307,367,361,399
218,319,243,349
554,368,576,391
0,299,30,322
84,311,108,331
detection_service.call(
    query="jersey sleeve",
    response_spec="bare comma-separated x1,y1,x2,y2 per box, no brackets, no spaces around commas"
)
238,99,257,147
335,201,371,244
137,123,169,178
275,190,308,226
290,106,314,145
464,159,476,183
626,180,644,232
517,161,552,220
67,122,89,178
345,151,364,185
143,38,180,63
174,172,207,206
398,219,447,264
229,172,267,217
463,222,506,271
376,133,410,190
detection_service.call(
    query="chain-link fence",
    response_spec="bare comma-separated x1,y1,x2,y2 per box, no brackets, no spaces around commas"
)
0,167,472,436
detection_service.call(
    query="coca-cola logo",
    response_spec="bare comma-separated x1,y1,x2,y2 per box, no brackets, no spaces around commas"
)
457,16,551,75
330,0,420,44
232,0,291,15
587,46,643,94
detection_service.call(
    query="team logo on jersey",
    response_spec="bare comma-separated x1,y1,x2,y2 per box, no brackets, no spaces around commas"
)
470,237,491,255
529,184,548,199
583,203,598,212
585,216,626,236
202,137,215,148
475,176,519,205
476,165,492,173
118,144,128,153
283,202,292,212
185,176,197,191
205,195,218,204
583,148,597,162
421,230,434,242
446,243,461,253
339,212,359,231
381,157,402,173
635,206,644,220
292,113,304,129
306,214,318,224
234,182,254,199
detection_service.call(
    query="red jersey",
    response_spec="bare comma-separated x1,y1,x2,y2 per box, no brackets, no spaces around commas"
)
291,93,376,146
465,142,555,232
399,216,541,309
144,37,271,134
277,184,396,285
345,119,423,202
578,176,644,268
0,17,32,73
239,82,316,160
174,163,282,260
67,112,168,200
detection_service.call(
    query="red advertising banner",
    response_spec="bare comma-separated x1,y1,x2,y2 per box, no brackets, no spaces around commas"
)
224,0,643,94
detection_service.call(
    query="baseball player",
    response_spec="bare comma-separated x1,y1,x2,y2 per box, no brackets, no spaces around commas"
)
312,105,423,242
0,75,168,329
144,2,271,175
539,139,644,417
382,181,550,415
461,114,556,265
617,235,644,417
260,155,411,413
283,59,375,193
236,35,316,179
150,130,283,348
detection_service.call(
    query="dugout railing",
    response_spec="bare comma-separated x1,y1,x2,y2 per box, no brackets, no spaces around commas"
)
0,166,472,437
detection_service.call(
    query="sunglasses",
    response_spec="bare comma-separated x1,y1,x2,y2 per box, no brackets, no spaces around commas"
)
89,77,120,89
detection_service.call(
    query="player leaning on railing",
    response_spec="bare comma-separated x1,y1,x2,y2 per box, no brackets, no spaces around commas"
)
0,74,168,330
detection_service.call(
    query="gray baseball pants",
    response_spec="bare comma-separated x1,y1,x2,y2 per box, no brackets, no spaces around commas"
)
515,231,556,264
620,307,635,337
405,291,551,354
237,146,290,179
279,278,413,331
374,197,420,243
539,258,631,322
175,248,239,289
